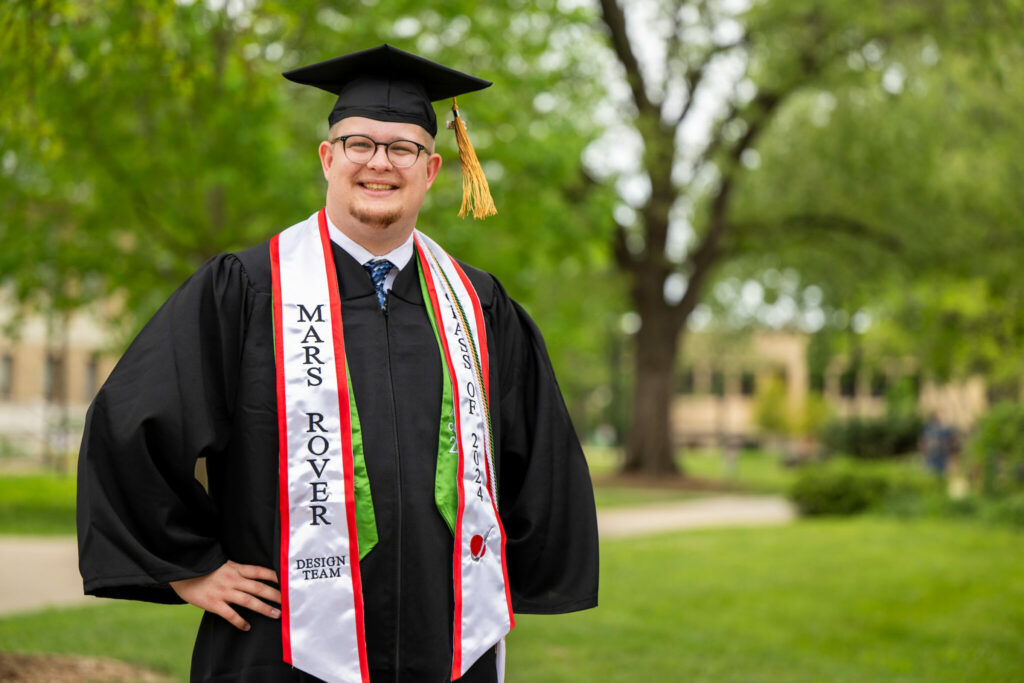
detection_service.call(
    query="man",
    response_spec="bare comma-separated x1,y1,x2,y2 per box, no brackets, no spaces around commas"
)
920,413,955,477
77,44,598,682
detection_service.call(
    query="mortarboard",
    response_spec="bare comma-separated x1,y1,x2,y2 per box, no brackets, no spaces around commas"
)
283,44,497,219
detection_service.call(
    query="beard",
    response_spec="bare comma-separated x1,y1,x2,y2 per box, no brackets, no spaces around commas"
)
349,202,403,230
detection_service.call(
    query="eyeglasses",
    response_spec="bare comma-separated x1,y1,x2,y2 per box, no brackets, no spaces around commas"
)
329,134,428,168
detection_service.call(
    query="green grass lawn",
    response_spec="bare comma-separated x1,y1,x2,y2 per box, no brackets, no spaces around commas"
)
680,448,797,492
588,446,799,507
0,450,782,534
508,518,1024,682
2,518,1021,682
589,447,930,508
0,451,919,532
592,485,710,508
0,473,77,534
588,444,801,493
0,602,199,679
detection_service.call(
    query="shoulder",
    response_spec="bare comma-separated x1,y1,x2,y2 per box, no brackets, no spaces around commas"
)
453,259,502,310
229,240,273,294
451,259,543,348
452,257,530,317
445,256,539,334
173,245,270,304
226,211,324,294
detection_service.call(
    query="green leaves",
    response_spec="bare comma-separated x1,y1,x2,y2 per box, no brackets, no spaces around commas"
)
721,3,1024,387
0,1,619,422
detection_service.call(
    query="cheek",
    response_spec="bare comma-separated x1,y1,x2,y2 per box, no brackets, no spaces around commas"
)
326,165,351,189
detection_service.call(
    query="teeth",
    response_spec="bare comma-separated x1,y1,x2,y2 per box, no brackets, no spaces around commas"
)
363,183,395,191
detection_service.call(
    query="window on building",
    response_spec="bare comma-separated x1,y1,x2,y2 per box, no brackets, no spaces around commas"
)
43,352,67,403
84,353,100,402
870,371,887,397
711,369,725,397
839,368,857,398
0,353,12,401
740,371,756,396
809,370,825,393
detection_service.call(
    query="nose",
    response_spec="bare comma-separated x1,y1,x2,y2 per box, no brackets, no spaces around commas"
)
365,142,393,170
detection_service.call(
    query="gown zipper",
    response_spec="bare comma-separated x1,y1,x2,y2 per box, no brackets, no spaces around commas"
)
382,297,403,682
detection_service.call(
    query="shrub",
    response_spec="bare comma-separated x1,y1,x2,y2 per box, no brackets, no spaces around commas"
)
982,492,1024,528
819,413,923,459
881,489,978,520
793,392,831,439
967,402,1024,495
789,466,889,516
753,377,791,436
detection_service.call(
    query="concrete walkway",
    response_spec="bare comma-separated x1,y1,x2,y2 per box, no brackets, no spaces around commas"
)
0,536,93,615
0,495,795,616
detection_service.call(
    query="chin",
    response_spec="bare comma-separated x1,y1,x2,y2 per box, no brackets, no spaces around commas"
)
350,204,404,230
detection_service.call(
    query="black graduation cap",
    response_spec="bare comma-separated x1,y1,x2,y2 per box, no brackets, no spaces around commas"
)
283,44,497,219
282,43,492,137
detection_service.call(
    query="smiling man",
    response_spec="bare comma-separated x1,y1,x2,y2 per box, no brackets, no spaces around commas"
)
322,117,441,250
77,45,598,683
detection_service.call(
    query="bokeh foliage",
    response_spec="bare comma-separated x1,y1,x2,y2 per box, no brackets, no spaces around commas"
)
725,5,1024,392
4,0,1024,446
590,0,1024,472
0,0,621,428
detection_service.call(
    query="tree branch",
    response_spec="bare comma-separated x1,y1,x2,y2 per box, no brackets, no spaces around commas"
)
670,85,784,324
730,92,779,161
672,176,733,323
698,85,784,176
674,38,747,128
598,0,657,116
729,213,906,254
664,3,685,102
613,224,635,272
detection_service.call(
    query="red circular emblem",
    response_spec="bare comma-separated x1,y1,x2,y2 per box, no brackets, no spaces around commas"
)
470,534,486,560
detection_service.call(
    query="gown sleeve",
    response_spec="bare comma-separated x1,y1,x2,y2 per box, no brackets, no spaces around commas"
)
77,254,252,603
490,280,599,615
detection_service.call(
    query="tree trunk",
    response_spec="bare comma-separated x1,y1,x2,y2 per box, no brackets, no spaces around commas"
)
622,299,683,475
618,178,731,476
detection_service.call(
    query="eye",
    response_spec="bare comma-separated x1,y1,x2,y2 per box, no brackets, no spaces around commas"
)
389,142,418,157
347,138,374,152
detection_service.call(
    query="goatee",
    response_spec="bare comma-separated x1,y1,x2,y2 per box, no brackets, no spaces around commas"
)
350,205,403,230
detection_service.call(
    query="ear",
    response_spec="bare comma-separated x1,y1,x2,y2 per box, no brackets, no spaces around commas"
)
424,153,443,190
318,140,335,179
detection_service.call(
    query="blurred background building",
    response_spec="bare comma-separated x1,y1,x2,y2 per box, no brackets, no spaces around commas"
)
0,295,116,468
672,330,986,450
1,307,986,467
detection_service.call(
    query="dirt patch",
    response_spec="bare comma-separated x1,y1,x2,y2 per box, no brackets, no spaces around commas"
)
0,652,170,682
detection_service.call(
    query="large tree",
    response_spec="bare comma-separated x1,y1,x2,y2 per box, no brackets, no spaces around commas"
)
594,0,1022,474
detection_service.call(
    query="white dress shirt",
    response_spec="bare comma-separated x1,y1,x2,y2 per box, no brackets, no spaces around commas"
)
325,213,415,293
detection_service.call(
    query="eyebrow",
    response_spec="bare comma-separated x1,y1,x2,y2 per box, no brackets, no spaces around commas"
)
344,133,425,144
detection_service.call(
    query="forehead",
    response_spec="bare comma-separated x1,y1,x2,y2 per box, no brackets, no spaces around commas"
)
333,116,434,145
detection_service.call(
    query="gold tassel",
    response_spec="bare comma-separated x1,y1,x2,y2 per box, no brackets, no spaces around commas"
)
449,98,497,219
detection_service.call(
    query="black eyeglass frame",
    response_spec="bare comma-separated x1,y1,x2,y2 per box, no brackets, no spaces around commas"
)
328,134,429,168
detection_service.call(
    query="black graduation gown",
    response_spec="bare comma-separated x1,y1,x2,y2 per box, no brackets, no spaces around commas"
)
77,235,599,682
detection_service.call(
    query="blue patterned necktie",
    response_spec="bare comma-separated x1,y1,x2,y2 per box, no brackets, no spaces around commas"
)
363,259,395,310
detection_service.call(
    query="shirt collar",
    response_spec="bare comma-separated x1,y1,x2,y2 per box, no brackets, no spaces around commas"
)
324,212,415,271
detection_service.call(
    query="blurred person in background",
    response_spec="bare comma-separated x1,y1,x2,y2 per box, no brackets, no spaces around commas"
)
920,413,957,478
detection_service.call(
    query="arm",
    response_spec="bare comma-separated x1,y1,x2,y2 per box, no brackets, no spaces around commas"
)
77,253,279,630
489,280,600,614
